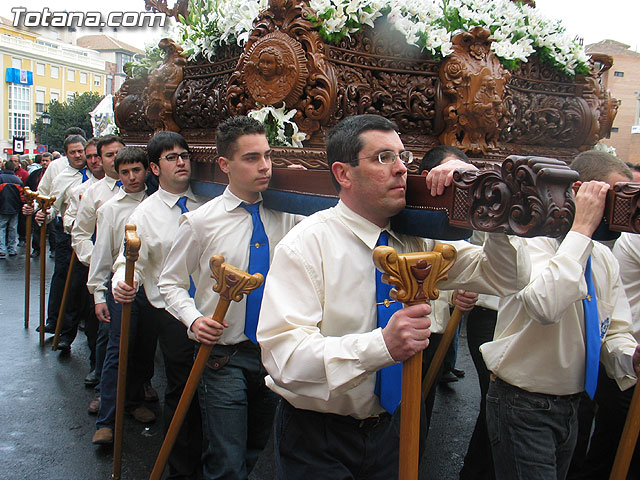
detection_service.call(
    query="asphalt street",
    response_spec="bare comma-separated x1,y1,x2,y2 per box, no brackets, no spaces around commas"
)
0,247,480,480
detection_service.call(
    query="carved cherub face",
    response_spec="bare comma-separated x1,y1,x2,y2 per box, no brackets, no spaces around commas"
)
257,48,283,80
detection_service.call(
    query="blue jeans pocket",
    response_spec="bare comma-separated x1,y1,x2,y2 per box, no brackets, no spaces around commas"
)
508,392,551,411
486,392,501,446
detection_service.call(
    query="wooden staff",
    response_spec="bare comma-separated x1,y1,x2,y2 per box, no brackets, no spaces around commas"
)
609,383,640,479
113,225,141,480
51,252,77,350
23,187,38,329
421,307,463,399
149,254,264,480
35,194,56,347
373,244,457,480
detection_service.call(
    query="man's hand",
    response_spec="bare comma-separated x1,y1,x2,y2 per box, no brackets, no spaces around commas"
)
95,302,111,323
382,303,431,362
425,160,477,196
452,290,478,312
190,316,228,345
113,280,137,304
22,203,35,216
633,344,640,379
571,181,609,238
34,210,46,226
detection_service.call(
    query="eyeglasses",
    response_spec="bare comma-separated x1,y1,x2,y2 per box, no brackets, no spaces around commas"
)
357,150,413,165
160,152,191,162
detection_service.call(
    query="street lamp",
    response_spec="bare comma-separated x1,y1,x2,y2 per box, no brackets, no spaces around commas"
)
41,111,51,152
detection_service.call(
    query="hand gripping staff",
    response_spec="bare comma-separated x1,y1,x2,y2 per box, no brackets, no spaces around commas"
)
373,244,457,480
149,254,264,480
112,225,141,480
34,194,56,347
23,187,39,329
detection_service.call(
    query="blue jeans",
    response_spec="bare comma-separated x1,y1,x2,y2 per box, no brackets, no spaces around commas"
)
198,341,277,480
486,377,580,480
0,213,18,254
96,287,157,429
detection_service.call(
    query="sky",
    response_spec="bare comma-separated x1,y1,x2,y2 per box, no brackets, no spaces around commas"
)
1,0,639,52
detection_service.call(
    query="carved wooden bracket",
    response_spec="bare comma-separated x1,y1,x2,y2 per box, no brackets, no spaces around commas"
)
439,27,511,154
445,155,578,236
605,183,640,234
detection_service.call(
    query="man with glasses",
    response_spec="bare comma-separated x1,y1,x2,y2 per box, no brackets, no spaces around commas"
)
108,132,205,477
257,114,531,478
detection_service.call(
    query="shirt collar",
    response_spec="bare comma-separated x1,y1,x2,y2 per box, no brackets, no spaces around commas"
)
336,200,404,250
157,185,197,209
115,187,147,202
105,175,119,190
222,186,263,212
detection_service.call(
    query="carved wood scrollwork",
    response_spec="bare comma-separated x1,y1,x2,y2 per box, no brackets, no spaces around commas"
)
114,77,153,134
450,155,578,237
143,38,186,133
439,27,511,154
226,0,337,139
606,183,640,234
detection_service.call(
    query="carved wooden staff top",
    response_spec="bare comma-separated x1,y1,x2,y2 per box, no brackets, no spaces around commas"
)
35,194,56,215
24,186,39,205
124,224,141,263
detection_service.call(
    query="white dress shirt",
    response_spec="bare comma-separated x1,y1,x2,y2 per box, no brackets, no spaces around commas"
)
112,186,206,309
36,156,68,198
613,232,640,339
87,188,148,304
71,176,121,266
257,200,530,419
63,176,99,234
158,187,303,344
481,232,637,395
49,165,92,221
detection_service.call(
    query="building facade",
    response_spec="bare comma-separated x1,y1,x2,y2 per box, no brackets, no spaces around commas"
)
587,40,640,164
1,18,107,156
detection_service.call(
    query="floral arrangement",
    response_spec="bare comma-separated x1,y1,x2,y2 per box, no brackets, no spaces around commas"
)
124,44,165,79
165,0,589,76
593,142,617,157
248,105,307,148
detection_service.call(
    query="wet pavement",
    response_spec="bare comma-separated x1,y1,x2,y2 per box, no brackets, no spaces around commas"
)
0,247,480,480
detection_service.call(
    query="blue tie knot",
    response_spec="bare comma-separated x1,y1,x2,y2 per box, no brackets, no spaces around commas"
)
115,180,123,187
176,196,189,214
241,203,260,215
79,167,89,182
377,230,389,247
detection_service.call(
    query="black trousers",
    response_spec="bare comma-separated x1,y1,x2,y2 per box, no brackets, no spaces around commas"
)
460,306,497,480
568,368,640,480
46,221,70,326
145,304,201,480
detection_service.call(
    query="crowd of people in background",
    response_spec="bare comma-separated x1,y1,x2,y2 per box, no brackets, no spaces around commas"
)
3,114,640,480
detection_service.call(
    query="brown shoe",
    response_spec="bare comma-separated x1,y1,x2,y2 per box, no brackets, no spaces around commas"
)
144,382,159,402
127,406,156,424
92,427,113,445
87,395,100,415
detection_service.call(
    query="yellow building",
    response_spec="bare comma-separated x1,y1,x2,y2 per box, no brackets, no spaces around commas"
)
1,17,107,156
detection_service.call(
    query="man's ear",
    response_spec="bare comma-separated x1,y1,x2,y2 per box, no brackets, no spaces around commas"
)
150,162,160,177
218,156,230,175
331,161,352,190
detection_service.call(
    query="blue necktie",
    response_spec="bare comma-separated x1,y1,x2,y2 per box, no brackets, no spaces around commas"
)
176,196,196,298
115,180,122,187
241,203,269,344
583,255,600,399
374,231,403,413
79,167,89,182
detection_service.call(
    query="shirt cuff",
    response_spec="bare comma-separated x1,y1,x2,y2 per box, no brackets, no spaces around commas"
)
93,290,106,305
357,327,396,373
558,231,593,265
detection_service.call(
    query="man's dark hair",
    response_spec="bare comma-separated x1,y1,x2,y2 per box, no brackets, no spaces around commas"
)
147,131,189,165
215,116,266,159
625,161,640,173
571,150,632,182
34,154,42,164
115,146,149,173
85,137,100,150
326,114,398,191
96,135,125,157
41,152,52,161
419,145,470,173
64,126,86,138
63,135,87,154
